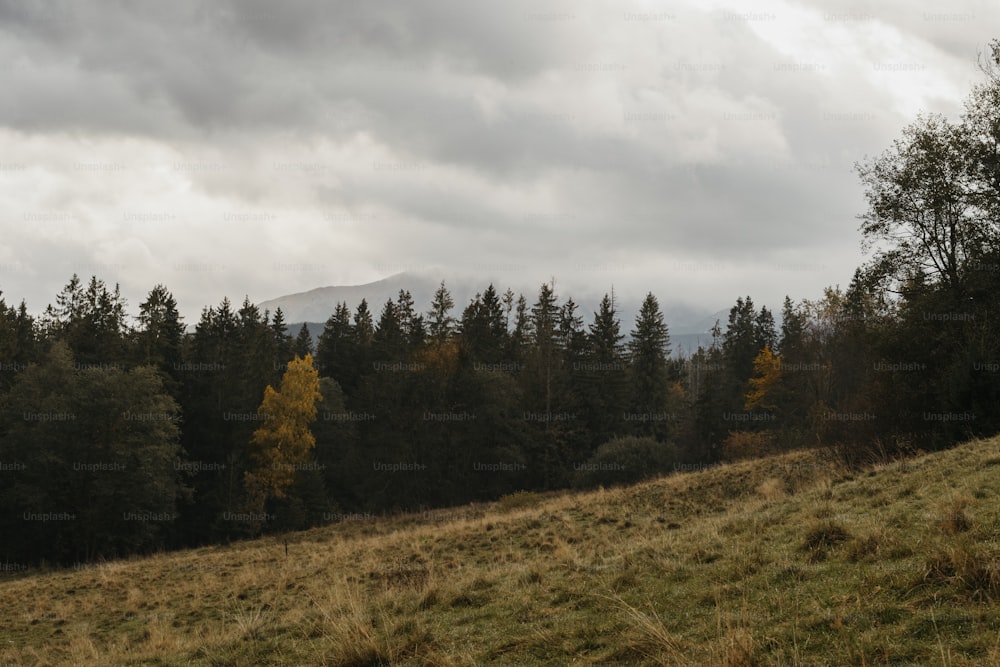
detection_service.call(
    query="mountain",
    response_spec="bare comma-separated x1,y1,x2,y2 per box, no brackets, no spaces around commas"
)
261,271,725,356
259,272,448,325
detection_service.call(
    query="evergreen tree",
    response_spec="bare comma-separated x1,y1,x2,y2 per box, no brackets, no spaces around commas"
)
589,294,625,361
176,298,250,543
316,302,355,387
134,284,184,385
723,296,759,385
507,294,532,363
0,342,186,564
293,323,314,358
43,274,128,365
427,281,457,344
374,298,405,361
354,299,374,346
395,289,424,349
270,307,293,364
523,282,563,488
459,284,509,363
627,292,673,439
580,293,627,449
755,306,778,352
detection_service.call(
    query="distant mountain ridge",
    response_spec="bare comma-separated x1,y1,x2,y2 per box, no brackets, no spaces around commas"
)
260,272,727,356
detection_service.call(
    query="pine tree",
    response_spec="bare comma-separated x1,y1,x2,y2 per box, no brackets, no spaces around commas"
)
374,298,405,361
581,293,628,448
294,323,313,357
589,294,625,361
755,306,778,352
507,294,531,362
427,281,457,344
316,302,354,386
395,289,424,348
723,296,759,385
43,274,128,365
135,285,184,383
354,299,374,346
627,292,672,438
270,307,293,364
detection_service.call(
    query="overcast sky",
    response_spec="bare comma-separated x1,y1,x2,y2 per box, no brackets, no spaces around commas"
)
0,0,996,322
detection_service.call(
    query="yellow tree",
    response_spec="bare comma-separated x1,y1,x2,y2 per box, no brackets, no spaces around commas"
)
744,344,782,411
245,354,322,513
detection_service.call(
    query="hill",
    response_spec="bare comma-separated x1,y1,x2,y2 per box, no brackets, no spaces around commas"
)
260,270,725,357
4,438,1000,665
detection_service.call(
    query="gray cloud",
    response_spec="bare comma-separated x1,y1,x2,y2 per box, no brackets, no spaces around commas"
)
0,0,996,322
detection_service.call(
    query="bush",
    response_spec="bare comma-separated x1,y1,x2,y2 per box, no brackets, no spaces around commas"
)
720,430,778,461
573,436,680,489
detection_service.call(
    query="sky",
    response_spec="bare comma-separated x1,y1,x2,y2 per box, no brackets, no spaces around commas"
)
0,0,996,323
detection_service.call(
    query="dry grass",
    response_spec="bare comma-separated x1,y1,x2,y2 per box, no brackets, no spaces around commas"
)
3,440,1000,665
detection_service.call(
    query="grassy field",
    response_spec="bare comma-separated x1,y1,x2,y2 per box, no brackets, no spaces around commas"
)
3,438,1000,666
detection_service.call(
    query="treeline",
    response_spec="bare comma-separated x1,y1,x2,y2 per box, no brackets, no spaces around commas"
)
2,40,1000,568
1,266,999,566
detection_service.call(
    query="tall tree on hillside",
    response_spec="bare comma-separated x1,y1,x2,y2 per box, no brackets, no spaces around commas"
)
135,285,184,378
558,298,587,359
755,306,778,352
723,296,761,386
352,299,375,385
374,299,406,361
627,292,673,439
293,323,313,358
395,289,425,349
553,297,590,462
519,282,564,487
771,296,814,442
354,299,374,346
427,281,457,345
744,345,782,411
244,354,323,524
590,294,625,361
507,294,532,363
316,302,355,387
177,297,249,543
579,293,628,449
238,298,282,400
527,282,560,417
857,114,985,295
270,307,293,364
778,296,806,358
460,284,508,363
460,293,487,361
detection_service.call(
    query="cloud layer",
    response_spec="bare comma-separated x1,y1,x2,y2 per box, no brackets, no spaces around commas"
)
0,0,995,321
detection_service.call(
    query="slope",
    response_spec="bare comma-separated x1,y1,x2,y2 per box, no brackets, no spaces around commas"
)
3,439,1000,665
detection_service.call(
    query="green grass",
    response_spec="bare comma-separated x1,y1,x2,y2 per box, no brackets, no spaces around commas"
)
4,438,1000,665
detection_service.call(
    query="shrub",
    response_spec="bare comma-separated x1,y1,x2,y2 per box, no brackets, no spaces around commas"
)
721,430,778,461
573,436,680,489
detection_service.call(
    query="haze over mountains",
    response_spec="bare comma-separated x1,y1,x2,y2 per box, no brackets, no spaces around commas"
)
258,270,730,356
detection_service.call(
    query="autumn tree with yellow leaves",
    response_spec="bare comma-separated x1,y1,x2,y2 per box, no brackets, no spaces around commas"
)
244,354,323,517
744,344,782,411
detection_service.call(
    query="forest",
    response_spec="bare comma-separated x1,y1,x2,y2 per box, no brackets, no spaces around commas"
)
2,42,1000,568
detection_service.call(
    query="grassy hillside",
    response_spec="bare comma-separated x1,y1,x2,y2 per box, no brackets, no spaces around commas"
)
3,438,1000,666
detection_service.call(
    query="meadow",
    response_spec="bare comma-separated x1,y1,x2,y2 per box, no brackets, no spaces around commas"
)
3,438,1000,666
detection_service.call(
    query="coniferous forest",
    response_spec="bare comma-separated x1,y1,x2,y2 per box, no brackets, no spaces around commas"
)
3,42,1000,569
